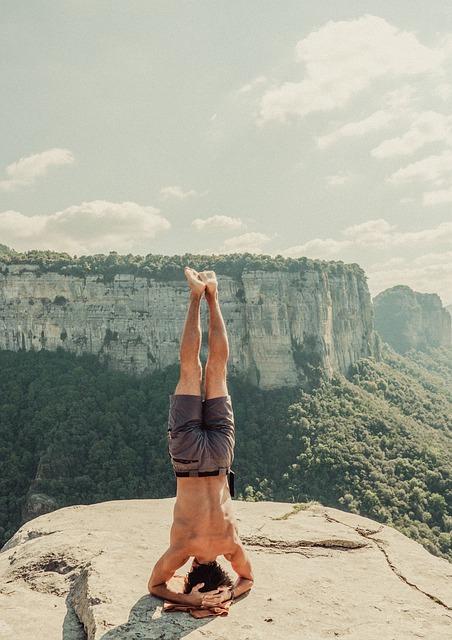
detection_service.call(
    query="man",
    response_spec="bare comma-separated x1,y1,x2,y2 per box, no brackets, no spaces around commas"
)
148,266,254,610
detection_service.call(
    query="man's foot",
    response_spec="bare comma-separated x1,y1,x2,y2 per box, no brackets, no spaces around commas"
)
184,266,206,296
198,270,218,298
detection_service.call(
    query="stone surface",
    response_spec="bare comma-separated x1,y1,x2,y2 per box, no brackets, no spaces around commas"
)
0,262,379,388
374,285,451,354
0,498,451,639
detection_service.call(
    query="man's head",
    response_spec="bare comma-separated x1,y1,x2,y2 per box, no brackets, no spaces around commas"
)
183,558,233,594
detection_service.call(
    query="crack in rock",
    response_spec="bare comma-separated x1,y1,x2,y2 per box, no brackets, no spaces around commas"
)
242,534,368,555
324,513,452,614
68,567,96,640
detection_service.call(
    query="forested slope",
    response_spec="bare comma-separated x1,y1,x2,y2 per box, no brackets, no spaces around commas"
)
0,345,450,560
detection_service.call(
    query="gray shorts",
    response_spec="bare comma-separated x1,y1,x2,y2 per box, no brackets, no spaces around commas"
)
167,393,235,474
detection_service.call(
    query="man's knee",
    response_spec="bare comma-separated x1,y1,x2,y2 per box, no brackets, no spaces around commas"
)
205,361,227,382
179,362,203,383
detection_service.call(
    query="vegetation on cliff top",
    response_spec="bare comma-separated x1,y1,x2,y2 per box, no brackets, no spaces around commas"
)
0,345,450,560
0,248,365,281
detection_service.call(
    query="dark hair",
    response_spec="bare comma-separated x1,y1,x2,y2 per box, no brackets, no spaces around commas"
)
183,561,233,593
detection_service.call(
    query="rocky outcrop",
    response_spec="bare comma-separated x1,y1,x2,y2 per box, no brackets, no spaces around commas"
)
0,499,450,639
0,261,379,388
373,285,452,354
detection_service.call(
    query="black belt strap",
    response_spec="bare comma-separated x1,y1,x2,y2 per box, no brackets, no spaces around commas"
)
175,468,235,497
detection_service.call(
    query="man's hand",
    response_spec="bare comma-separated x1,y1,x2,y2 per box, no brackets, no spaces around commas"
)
186,583,227,608
200,585,232,608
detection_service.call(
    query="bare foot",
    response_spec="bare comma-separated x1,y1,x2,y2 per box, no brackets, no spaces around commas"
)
184,266,206,296
198,270,218,298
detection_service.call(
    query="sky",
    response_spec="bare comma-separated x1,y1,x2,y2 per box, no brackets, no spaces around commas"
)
1,1,452,305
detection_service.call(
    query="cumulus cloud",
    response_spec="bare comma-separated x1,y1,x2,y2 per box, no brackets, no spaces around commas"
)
198,231,272,254
371,111,452,158
223,232,271,252
317,110,396,149
368,251,452,303
280,218,452,259
326,172,353,186
191,215,244,232
0,201,170,254
238,75,268,94
258,15,443,124
387,149,452,186
316,86,418,149
423,187,452,205
160,185,200,200
278,219,452,302
0,148,74,191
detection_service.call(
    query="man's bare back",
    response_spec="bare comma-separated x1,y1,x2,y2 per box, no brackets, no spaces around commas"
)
172,476,238,557
148,268,253,610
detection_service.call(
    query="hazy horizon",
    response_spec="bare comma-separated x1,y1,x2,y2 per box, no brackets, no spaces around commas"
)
1,2,452,304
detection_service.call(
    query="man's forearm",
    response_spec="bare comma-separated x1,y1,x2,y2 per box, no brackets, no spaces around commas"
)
150,583,192,605
231,577,254,600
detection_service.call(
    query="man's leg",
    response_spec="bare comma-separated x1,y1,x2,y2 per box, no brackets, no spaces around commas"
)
199,271,229,399
174,267,205,395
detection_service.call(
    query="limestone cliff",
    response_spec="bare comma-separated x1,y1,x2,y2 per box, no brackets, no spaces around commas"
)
0,258,379,388
0,499,450,639
373,285,452,354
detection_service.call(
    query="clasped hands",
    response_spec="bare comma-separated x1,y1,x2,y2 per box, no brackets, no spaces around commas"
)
188,582,232,608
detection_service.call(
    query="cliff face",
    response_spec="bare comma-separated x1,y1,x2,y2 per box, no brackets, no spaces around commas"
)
373,285,452,354
1,498,450,640
0,261,379,388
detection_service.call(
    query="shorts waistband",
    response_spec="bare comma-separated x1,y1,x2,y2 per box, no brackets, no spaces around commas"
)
174,468,235,497
174,467,229,478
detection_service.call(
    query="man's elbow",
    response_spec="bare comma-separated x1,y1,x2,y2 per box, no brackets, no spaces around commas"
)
148,578,163,596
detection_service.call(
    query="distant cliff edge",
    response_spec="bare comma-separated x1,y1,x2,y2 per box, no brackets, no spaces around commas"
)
0,252,380,388
373,285,452,354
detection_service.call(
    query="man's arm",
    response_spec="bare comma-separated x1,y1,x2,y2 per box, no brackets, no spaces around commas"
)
148,546,193,605
229,543,254,598
201,544,254,608
148,547,222,606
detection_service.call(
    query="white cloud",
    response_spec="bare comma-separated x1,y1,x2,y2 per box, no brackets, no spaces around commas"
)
342,218,397,242
423,186,452,205
371,111,452,158
278,219,452,302
280,218,452,260
0,201,170,254
199,231,272,254
281,237,351,259
223,231,271,253
238,75,268,94
316,86,418,149
368,251,452,303
258,15,443,123
388,149,452,186
0,148,74,191
326,172,353,186
318,110,397,149
191,215,244,232
160,185,200,200
435,83,452,100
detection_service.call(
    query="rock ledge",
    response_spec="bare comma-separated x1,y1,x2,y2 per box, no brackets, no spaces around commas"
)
0,499,451,639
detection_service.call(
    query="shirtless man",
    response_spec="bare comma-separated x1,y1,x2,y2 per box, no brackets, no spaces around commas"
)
148,267,254,610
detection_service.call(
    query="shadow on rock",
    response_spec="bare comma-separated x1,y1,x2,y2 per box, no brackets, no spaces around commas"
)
99,594,212,639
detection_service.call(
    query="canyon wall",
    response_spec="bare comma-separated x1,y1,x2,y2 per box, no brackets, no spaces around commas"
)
0,260,379,388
